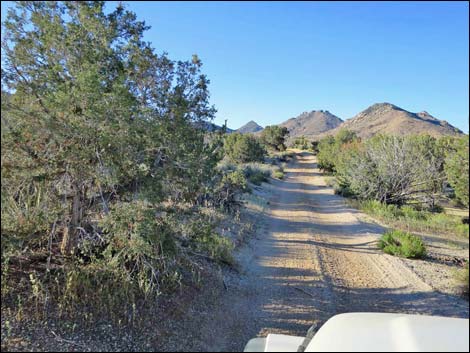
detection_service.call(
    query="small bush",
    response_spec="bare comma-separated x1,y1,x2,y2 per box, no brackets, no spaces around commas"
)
291,136,310,150
247,172,269,185
222,170,249,192
378,230,426,259
241,163,272,185
187,218,234,265
273,170,285,179
454,264,469,298
216,160,237,173
400,205,427,220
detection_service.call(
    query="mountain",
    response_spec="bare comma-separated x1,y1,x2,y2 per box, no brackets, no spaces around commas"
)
237,120,264,134
278,110,343,142
325,103,463,139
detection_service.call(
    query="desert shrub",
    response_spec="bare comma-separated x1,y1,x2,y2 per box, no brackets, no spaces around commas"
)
223,133,266,163
292,136,311,150
379,230,426,259
319,133,451,208
454,264,469,298
317,136,337,173
445,136,469,207
241,163,273,185
97,201,180,293
247,172,269,185
261,125,289,151
311,141,320,154
357,200,468,237
341,135,445,206
216,160,237,173
188,219,234,265
336,129,358,145
204,169,249,211
316,130,358,173
270,150,295,165
273,170,285,179
222,170,249,192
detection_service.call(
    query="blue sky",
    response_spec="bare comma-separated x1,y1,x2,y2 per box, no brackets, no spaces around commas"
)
2,1,469,132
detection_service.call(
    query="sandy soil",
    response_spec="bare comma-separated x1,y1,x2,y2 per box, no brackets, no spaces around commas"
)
184,151,468,352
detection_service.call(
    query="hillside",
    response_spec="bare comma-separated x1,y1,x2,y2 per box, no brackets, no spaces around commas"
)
278,110,343,142
195,120,234,133
237,120,264,134
326,103,463,139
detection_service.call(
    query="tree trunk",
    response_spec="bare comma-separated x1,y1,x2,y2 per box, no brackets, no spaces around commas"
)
61,183,82,256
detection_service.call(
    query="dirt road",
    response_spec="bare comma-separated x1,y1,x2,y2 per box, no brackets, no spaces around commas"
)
181,152,469,352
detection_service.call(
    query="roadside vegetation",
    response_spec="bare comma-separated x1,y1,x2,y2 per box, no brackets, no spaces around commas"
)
317,129,469,234
352,200,469,238
454,265,469,298
0,3,295,347
260,125,289,151
379,230,426,259
317,129,469,295
291,136,311,150
0,2,289,349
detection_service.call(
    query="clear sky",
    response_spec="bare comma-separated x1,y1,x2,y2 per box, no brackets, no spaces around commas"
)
2,1,469,132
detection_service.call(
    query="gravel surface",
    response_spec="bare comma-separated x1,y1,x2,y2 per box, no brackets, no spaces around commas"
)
181,151,469,351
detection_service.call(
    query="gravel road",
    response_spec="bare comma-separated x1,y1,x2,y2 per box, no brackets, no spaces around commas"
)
171,152,469,352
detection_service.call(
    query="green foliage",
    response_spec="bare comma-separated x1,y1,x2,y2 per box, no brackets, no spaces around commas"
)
454,264,469,298
379,230,426,259
241,163,272,185
316,132,458,208
98,201,178,292
273,170,285,179
444,136,469,207
188,218,234,265
336,134,445,206
317,135,337,173
223,133,266,163
222,170,249,192
335,129,358,145
358,200,469,237
316,130,358,173
0,1,238,325
261,125,289,151
292,136,311,150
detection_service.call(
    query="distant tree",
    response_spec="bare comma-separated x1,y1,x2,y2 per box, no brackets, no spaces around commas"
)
335,129,358,145
316,130,358,173
261,125,289,151
292,136,310,150
223,133,266,163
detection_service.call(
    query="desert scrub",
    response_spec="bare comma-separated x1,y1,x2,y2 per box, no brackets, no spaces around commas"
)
379,230,426,259
241,163,273,185
454,264,469,298
273,170,285,179
268,150,295,164
356,200,469,237
185,217,234,265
